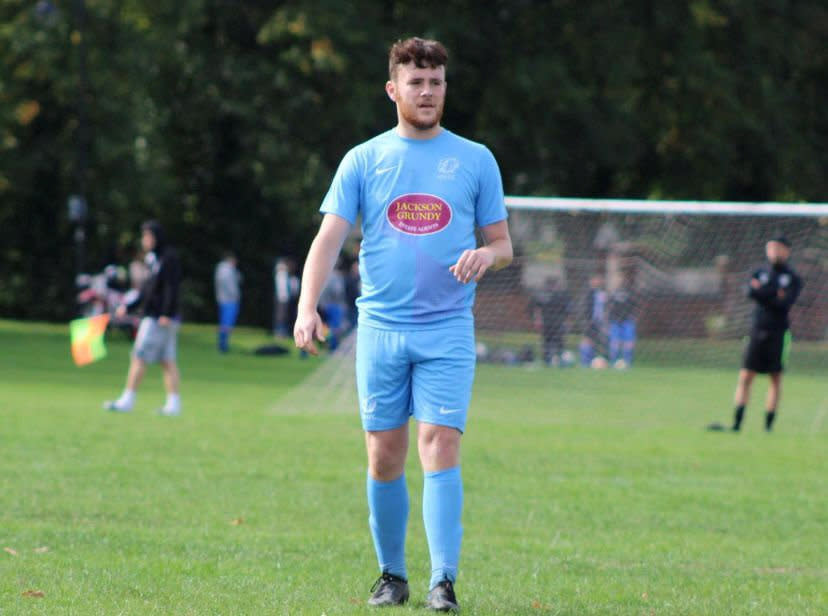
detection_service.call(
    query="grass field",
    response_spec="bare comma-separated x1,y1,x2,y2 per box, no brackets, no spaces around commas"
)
1,319,826,615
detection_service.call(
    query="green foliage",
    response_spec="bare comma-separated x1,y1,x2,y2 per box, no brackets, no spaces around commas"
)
1,1,826,322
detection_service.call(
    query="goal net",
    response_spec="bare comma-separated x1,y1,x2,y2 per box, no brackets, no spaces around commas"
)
274,198,828,415
477,198,828,372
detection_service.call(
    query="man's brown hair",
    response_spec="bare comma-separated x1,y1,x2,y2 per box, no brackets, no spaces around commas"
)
388,37,448,80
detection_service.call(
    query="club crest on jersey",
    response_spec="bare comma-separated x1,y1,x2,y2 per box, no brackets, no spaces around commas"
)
437,157,460,179
386,193,452,235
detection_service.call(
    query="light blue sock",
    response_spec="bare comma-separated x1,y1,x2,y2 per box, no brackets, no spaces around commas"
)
423,466,463,589
623,344,634,365
367,472,408,580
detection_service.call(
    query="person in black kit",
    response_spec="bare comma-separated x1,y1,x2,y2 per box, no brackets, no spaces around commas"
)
532,277,571,366
729,237,802,432
104,220,183,415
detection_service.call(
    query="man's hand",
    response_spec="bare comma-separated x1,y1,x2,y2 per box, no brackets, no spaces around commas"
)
294,309,326,355
450,247,496,284
750,278,761,289
158,316,171,327
115,305,127,318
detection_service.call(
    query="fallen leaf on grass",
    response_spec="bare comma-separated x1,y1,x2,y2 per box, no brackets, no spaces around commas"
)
230,517,244,526
642,592,648,600
3,547,18,556
34,546,50,554
348,598,361,605
22,589,45,598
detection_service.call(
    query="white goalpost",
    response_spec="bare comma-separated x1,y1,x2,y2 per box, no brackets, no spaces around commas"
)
505,197,828,217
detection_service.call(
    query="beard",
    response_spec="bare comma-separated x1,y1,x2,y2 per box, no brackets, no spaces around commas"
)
399,100,444,131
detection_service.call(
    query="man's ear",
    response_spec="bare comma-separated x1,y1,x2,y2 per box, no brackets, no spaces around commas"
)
385,80,396,102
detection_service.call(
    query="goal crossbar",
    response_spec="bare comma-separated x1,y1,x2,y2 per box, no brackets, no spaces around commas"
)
505,197,828,217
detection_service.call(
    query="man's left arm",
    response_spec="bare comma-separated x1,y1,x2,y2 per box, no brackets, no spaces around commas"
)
450,220,513,284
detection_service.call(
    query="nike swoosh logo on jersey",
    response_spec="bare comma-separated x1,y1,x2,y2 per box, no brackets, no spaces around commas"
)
375,165,397,175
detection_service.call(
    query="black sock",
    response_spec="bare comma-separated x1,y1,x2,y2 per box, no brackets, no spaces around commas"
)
765,409,776,431
732,405,745,431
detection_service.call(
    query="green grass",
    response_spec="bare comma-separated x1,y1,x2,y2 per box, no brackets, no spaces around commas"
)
1,319,826,615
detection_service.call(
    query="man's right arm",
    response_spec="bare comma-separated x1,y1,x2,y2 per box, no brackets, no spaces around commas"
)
293,214,352,355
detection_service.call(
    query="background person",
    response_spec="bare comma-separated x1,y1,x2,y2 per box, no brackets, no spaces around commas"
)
104,220,183,416
607,276,636,368
344,258,361,332
215,251,242,353
318,263,347,352
578,273,608,366
128,248,150,293
273,258,299,337
726,237,803,432
531,277,571,366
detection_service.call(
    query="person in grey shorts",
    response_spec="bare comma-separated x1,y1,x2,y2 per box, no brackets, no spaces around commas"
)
134,316,180,363
104,220,183,415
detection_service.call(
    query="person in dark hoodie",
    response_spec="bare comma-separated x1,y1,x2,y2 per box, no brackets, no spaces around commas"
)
104,220,183,415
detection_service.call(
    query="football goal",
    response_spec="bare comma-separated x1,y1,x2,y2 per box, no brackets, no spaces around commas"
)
476,197,828,371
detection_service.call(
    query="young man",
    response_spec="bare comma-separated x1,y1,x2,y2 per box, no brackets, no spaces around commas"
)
729,237,802,432
104,220,183,416
578,273,608,366
607,276,636,368
293,37,512,611
215,251,242,353
273,258,299,337
531,277,571,366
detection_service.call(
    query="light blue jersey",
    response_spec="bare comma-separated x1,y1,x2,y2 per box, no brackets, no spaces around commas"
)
320,129,507,329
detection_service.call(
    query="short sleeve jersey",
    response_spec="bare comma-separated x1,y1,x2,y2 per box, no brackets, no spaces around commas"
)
320,129,507,329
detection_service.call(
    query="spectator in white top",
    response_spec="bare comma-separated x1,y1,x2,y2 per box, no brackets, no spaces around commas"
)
273,258,299,337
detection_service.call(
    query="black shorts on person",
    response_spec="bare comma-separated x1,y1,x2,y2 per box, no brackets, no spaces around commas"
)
742,328,787,374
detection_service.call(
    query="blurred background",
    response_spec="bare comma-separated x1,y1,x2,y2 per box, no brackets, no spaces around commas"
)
1,0,826,326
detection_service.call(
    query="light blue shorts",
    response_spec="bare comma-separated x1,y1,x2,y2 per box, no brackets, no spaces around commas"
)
356,322,476,433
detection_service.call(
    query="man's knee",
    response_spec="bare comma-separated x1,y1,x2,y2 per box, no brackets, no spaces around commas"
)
738,369,755,384
418,424,461,470
366,427,408,480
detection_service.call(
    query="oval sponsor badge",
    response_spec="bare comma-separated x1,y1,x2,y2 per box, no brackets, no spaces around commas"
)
386,193,452,235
